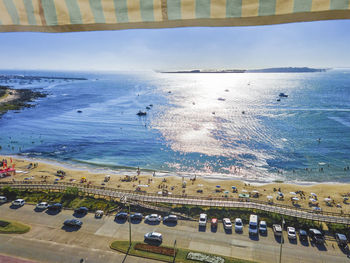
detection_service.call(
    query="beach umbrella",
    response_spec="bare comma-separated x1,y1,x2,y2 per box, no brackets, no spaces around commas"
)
278,192,284,197
309,198,317,202
216,185,221,188
324,198,332,202
289,192,297,195
231,186,237,190
311,193,317,197
198,184,203,187
252,190,259,193
292,197,299,201
224,191,230,194
267,195,273,199
242,189,248,193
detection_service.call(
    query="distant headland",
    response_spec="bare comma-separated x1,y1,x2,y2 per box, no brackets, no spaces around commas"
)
161,67,328,74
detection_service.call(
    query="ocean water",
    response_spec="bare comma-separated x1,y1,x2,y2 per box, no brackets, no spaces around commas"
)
0,69,350,183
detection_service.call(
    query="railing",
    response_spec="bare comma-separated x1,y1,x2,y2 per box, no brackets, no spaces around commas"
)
1,181,349,224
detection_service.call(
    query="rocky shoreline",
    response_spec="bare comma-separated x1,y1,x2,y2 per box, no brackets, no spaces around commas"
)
0,86,46,117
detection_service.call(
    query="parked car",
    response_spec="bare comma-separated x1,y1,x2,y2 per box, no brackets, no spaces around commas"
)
249,214,258,235
75,207,88,214
235,218,243,232
145,214,162,222
299,229,308,241
130,213,143,221
259,220,267,234
211,218,218,228
144,232,162,242
115,212,128,220
48,203,62,211
64,219,83,227
309,229,324,244
287,227,297,239
335,233,348,249
36,202,49,209
199,213,207,227
273,224,282,236
95,210,104,218
223,218,232,230
163,215,177,223
0,196,7,203
12,199,25,206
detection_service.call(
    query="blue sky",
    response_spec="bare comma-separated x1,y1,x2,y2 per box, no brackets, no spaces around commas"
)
0,19,350,71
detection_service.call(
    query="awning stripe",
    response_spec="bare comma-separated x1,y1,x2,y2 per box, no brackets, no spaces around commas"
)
0,0,349,32
3,0,20,24
23,0,37,25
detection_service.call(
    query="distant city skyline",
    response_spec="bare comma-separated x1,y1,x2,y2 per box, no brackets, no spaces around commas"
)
0,19,349,71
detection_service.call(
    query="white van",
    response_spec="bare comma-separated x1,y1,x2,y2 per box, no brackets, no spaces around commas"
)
198,213,207,227
249,214,258,235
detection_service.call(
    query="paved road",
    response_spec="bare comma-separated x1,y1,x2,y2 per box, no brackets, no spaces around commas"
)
0,203,349,263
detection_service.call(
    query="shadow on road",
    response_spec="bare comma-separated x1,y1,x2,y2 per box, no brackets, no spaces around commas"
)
249,234,259,241
163,221,177,227
121,245,131,263
144,220,161,226
198,225,206,232
46,209,61,215
73,212,87,218
61,225,81,232
9,205,22,209
274,236,283,244
210,226,217,233
114,218,127,224
224,228,232,235
288,238,298,245
130,219,142,224
300,239,309,247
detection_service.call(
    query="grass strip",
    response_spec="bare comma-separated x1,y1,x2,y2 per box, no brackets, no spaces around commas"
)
0,219,30,234
110,240,254,263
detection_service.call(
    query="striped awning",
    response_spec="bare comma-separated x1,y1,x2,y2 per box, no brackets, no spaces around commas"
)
0,0,349,32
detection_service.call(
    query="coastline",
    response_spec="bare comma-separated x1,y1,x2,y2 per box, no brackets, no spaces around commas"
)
1,154,350,214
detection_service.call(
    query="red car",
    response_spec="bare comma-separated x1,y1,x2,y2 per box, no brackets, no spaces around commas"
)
211,218,218,228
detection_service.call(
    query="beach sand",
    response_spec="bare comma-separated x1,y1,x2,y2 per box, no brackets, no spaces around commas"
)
1,155,349,214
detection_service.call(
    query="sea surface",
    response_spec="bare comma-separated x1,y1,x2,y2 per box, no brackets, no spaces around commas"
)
0,69,350,183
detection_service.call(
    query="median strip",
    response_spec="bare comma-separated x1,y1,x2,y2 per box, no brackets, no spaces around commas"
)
0,219,30,234
110,240,254,263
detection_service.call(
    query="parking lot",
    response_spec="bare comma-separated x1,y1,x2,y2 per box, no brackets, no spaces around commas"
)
0,203,349,263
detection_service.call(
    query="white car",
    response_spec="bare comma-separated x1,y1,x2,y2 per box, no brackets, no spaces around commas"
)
273,224,282,236
199,213,207,227
12,199,25,206
259,221,267,234
145,214,162,222
223,218,232,230
144,232,162,242
0,196,7,203
287,227,297,239
36,202,49,209
235,218,243,232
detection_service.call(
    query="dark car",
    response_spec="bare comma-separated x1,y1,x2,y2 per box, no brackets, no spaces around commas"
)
48,203,62,211
299,229,308,241
335,233,348,249
64,219,83,227
116,212,128,220
163,215,178,223
309,229,324,244
75,207,88,214
130,213,143,220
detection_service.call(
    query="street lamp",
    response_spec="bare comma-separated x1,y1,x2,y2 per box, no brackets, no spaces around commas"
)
123,195,132,248
279,216,285,263
173,239,177,263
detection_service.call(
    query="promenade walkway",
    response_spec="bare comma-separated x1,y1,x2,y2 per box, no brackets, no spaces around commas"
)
1,181,349,224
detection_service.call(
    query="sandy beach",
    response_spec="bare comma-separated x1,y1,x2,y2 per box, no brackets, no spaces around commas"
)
1,155,349,214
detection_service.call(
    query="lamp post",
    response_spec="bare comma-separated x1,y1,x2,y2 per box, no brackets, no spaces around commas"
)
279,216,285,263
123,195,132,248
